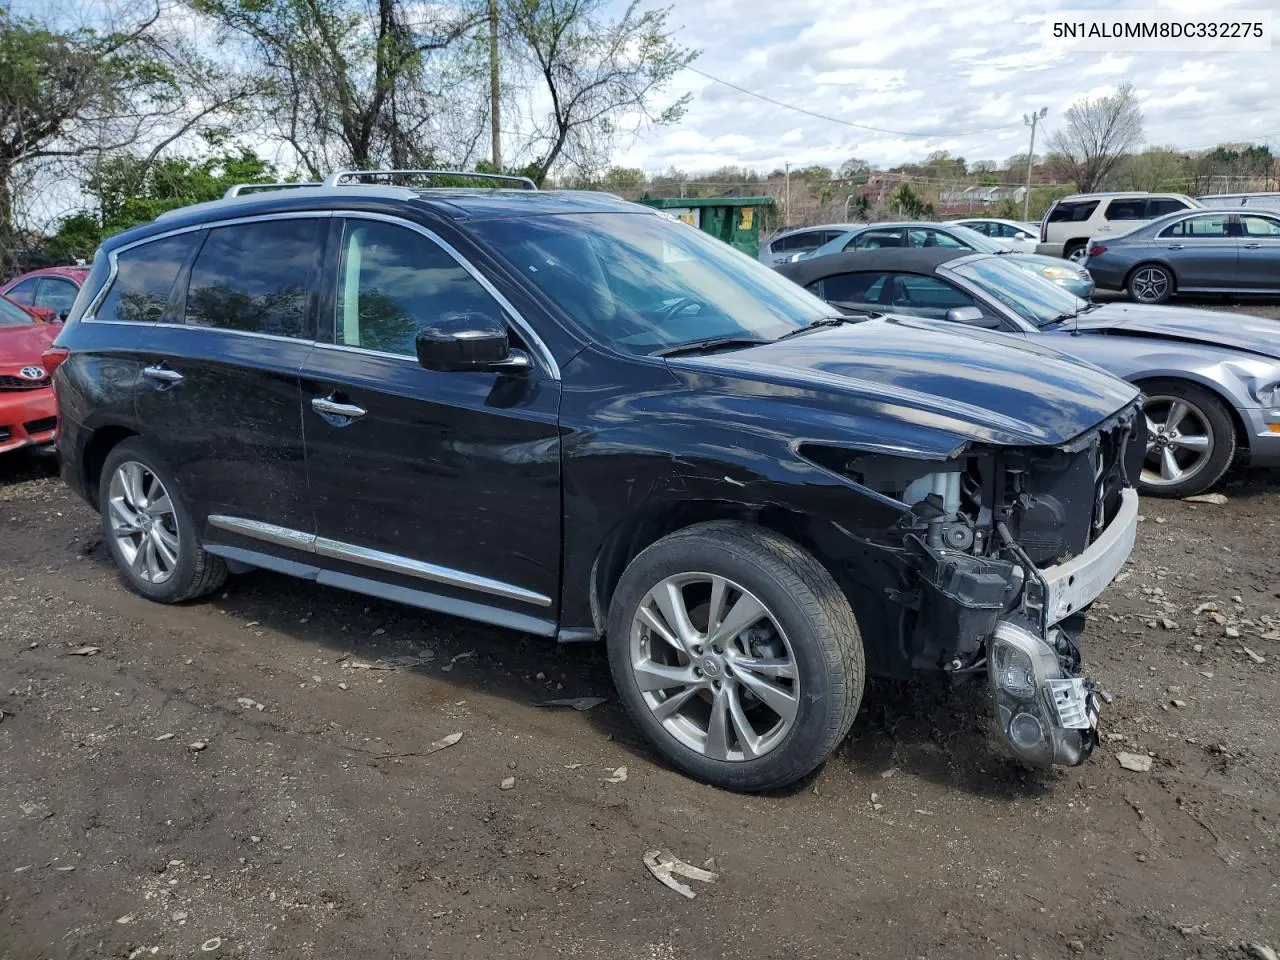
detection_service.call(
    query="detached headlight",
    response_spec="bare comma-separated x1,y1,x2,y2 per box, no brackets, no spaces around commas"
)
1252,380,1280,408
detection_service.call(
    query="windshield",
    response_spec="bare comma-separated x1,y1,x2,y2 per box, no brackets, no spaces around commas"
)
951,256,1088,326
0,295,34,327
469,213,831,353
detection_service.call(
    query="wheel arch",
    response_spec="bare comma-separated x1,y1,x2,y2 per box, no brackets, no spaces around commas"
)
81,424,140,509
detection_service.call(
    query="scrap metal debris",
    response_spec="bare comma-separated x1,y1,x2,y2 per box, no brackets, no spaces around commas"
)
643,849,719,899
536,696,607,712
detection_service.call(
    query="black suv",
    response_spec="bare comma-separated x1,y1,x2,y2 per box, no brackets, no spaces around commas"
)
49,172,1144,791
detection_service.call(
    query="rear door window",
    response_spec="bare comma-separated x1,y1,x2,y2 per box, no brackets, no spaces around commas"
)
1104,199,1147,221
771,231,824,253
184,219,322,338
95,234,201,323
1047,201,1099,223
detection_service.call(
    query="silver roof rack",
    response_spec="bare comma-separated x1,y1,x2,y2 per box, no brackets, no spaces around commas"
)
223,182,322,199
322,169,538,190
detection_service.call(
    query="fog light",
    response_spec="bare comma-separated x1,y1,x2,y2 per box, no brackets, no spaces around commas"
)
1009,712,1046,750
993,642,1036,698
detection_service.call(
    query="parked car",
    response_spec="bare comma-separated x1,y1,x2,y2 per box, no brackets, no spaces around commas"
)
1084,208,1280,303
778,247,1280,498
0,266,89,321
946,217,1039,252
1197,192,1280,213
50,173,1144,790
758,223,863,266
1037,192,1200,262
0,293,60,455
797,221,1095,298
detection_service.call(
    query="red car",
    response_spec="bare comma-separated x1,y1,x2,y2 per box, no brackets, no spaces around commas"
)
0,294,60,454
0,266,89,321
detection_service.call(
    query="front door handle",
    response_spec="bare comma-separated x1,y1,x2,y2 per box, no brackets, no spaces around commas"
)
1243,242,1261,249
142,365,184,384
1166,243,1184,250
311,396,367,422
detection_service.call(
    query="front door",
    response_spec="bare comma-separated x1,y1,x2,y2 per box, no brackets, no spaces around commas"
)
1236,214,1280,290
299,216,562,626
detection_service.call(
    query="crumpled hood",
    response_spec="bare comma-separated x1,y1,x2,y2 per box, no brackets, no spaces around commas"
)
1075,303,1280,360
667,315,1139,454
0,322,57,371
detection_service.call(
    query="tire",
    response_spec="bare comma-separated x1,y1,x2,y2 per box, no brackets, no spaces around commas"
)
1137,379,1236,498
98,438,227,603
605,520,864,792
1127,263,1175,304
1064,242,1087,263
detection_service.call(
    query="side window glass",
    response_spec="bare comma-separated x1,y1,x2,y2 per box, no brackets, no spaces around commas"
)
337,220,502,357
1048,201,1099,223
184,219,320,337
814,272,888,306
36,278,79,316
1105,199,1146,220
1146,198,1188,218
851,229,903,250
1160,216,1230,238
1241,215,1280,237
95,234,201,323
890,274,976,310
908,229,966,248
5,278,38,305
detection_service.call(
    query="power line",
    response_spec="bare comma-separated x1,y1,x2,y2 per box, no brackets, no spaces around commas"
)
687,67,1025,140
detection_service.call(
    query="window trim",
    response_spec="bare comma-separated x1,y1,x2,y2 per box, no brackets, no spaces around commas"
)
84,209,560,380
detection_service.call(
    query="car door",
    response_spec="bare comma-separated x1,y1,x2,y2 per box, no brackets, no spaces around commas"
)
298,215,562,624
1156,213,1237,288
1236,214,1280,289
34,277,80,319
131,215,322,534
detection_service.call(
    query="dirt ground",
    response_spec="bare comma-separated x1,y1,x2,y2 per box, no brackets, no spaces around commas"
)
2,295,1280,960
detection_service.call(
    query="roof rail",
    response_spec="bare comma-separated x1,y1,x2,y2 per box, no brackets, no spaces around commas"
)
322,169,538,190
223,182,322,199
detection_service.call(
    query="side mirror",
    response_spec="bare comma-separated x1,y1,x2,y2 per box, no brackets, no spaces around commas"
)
946,306,1001,329
414,312,531,373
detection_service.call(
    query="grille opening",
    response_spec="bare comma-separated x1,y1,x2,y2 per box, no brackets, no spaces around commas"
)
24,416,56,434
0,374,50,390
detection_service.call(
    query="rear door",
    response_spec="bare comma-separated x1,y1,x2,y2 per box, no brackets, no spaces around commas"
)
1236,214,1280,289
132,215,323,534
298,215,562,626
1156,213,1237,288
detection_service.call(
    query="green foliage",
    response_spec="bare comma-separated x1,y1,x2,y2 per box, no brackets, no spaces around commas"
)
847,193,871,220
887,182,933,218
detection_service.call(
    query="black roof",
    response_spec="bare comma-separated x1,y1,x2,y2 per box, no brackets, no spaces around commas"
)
776,248,983,287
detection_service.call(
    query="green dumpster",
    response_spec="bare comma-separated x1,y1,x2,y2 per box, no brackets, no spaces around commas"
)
637,196,774,258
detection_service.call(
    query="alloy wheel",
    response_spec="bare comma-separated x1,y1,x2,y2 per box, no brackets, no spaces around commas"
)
1130,267,1171,303
629,572,799,762
1067,246,1088,263
1141,396,1214,488
107,461,181,584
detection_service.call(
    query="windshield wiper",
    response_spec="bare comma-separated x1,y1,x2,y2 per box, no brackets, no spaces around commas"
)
775,315,870,342
655,337,770,358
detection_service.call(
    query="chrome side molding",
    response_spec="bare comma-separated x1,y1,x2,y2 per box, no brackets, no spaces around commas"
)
206,515,551,607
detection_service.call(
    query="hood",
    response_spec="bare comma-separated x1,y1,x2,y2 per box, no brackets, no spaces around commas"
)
1075,303,1280,360
667,316,1139,456
0,322,57,371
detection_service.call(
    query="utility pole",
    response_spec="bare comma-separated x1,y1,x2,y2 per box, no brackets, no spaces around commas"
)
489,0,501,170
784,162,791,227
1023,107,1047,222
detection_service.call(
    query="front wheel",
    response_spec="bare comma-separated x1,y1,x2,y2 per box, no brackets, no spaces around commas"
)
606,521,864,792
1138,380,1236,498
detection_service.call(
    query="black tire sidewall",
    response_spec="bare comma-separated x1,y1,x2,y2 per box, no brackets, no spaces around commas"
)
606,527,860,791
1137,379,1235,498
98,439,202,602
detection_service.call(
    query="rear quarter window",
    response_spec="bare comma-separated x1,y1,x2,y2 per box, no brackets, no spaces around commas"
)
94,234,201,323
1047,201,1099,223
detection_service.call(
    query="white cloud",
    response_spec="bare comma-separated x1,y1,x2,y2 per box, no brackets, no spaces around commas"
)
1084,55,1133,75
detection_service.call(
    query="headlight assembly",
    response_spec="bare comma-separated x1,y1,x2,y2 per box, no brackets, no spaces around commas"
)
1040,266,1078,281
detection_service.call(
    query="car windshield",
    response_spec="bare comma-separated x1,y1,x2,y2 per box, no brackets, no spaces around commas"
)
0,295,34,326
470,213,832,354
951,256,1088,326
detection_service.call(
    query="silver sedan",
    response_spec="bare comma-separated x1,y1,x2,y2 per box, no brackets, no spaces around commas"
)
1084,208,1280,303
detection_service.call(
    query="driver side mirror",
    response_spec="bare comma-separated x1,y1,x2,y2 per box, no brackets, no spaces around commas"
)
946,306,1001,329
415,312,532,374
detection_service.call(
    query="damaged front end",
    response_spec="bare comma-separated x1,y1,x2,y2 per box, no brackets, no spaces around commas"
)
821,400,1145,768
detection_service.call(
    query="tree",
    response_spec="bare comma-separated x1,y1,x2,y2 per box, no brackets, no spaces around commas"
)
838,157,870,181
887,182,933,218
1045,81,1143,192
847,192,870,220
0,8,252,272
502,0,695,185
1118,146,1189,192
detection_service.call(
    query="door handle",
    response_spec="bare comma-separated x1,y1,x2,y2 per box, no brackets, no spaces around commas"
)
311,396,367,421
1166,243,1184,250
1243,242,1261,249
142,365,183,384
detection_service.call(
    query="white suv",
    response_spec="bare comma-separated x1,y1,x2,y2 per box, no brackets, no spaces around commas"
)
1037,192,1200,262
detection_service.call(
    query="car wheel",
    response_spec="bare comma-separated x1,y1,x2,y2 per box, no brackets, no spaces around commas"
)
1137,380,1235,498
606,520,864,792
1064,242,1087,263
98,439,227,603
1127,264,1175,304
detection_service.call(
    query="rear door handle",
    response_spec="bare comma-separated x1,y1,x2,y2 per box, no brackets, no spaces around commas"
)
1243,242,1261,249
142,365,183,384
311,396,367,422
1166,243,1184,250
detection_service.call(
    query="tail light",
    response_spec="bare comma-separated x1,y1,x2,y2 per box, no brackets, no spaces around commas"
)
1087,243,1107,257
1040,206,1053,243
41,346,70,377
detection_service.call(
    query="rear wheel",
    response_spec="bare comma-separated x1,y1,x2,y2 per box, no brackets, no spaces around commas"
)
1138,380,1235,498
98,439,227,602
1127,263,1175,304
606,521,864,792
1064,242,1088,263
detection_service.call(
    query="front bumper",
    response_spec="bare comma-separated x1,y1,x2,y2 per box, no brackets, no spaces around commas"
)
988,488,1139,767
1242,407,1280,467
0,388,57,455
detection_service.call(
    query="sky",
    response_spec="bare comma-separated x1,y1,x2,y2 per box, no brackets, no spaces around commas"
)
610,0,1279,173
